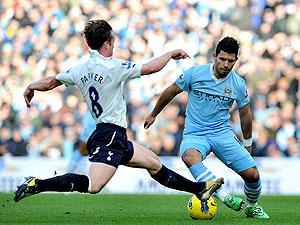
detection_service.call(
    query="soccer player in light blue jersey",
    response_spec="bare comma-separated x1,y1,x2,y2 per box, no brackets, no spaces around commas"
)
67,110,95,173
145,37,269,219
78,110,96,156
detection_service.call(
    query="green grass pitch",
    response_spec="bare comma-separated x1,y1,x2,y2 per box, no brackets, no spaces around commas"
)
0,193,300,225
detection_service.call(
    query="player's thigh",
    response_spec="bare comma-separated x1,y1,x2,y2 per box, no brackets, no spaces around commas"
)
180,135,210,164
209,132,253,168
126,140,161,174
88,162,117,193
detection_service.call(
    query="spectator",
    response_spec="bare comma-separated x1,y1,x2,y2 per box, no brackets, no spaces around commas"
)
0,0,300,158
0,139,6,171
7,130,27,156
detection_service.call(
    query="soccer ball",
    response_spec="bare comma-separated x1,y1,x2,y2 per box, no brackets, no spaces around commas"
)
187,195,217,220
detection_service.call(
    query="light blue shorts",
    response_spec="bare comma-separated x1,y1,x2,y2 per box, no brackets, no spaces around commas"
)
179,131,256,173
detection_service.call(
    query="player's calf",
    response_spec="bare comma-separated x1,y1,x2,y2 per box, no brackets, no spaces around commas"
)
36,173,89,193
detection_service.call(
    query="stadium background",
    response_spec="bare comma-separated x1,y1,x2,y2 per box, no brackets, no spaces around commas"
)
0,0,300,195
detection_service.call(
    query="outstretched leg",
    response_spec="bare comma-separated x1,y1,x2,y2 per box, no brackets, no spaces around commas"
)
126,141,223,201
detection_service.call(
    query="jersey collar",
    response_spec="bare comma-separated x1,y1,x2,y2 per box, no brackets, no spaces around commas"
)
89,49,116,69
89,49,112,60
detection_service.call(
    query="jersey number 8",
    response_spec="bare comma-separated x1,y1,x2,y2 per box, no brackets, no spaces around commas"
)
89,86,103,118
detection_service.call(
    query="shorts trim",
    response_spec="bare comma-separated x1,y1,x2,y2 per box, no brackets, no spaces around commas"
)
106,131,116,146
229,155,256,173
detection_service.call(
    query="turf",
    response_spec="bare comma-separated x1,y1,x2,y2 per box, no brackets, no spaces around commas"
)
0,193,299,225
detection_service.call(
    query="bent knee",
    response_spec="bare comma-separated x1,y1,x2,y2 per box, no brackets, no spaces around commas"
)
89,181,105,194
146,152,162,174
150,158,162,174
240,167,260,183
181,149,202,167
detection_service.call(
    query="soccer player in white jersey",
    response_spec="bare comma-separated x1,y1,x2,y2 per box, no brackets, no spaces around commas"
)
14,20,224,203
144,37,269,218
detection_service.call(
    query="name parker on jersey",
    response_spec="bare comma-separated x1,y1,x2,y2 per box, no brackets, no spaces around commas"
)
80,72,104,84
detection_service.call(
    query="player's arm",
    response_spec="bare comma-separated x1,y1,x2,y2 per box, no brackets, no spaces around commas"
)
79,141,88,156
140,49,189,75
144,83,183,129
23,76,62,108
238,104,253,153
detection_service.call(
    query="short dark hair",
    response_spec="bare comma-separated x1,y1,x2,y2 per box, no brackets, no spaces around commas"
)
216,36,239,58
83,20,113,50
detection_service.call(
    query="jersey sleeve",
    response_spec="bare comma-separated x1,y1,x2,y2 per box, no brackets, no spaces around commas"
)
117,60,142,82
236,81,250,108
56,68,76,86
175,67,194,91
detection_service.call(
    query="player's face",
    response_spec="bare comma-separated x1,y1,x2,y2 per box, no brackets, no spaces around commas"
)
213,50,237,78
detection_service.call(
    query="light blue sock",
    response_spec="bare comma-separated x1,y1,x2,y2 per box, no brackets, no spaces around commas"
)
244,179,262,207
189,162,216,182
189,162,228,201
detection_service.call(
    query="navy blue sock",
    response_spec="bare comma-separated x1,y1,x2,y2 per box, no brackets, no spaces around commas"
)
151,165,205,195
36,173,89,193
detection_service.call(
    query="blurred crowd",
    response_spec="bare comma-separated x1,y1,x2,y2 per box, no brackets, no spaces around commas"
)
0,0,300,165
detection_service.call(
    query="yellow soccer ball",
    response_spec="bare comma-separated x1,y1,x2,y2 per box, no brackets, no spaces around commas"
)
187,195,217,220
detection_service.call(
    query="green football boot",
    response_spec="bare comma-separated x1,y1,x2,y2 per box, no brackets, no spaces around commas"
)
245,203,269,218
224,195,245,211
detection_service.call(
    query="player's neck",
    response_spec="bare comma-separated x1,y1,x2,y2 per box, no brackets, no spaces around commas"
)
213,64,222,80
98,49,112,58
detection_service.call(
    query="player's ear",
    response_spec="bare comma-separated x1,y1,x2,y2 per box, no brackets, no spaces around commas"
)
213,53,217,60
104,41,110,49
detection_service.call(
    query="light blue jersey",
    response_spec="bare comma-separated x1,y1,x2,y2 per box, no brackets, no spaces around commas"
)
176,63,249,136
176,63,254,172
67,111,95,173
80,111,96,142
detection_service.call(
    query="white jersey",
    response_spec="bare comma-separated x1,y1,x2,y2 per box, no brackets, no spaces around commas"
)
56,50,142,128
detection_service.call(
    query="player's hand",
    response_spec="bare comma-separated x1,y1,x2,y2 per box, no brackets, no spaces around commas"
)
171,49,190,60
144,114,156,129
23,86,34,108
